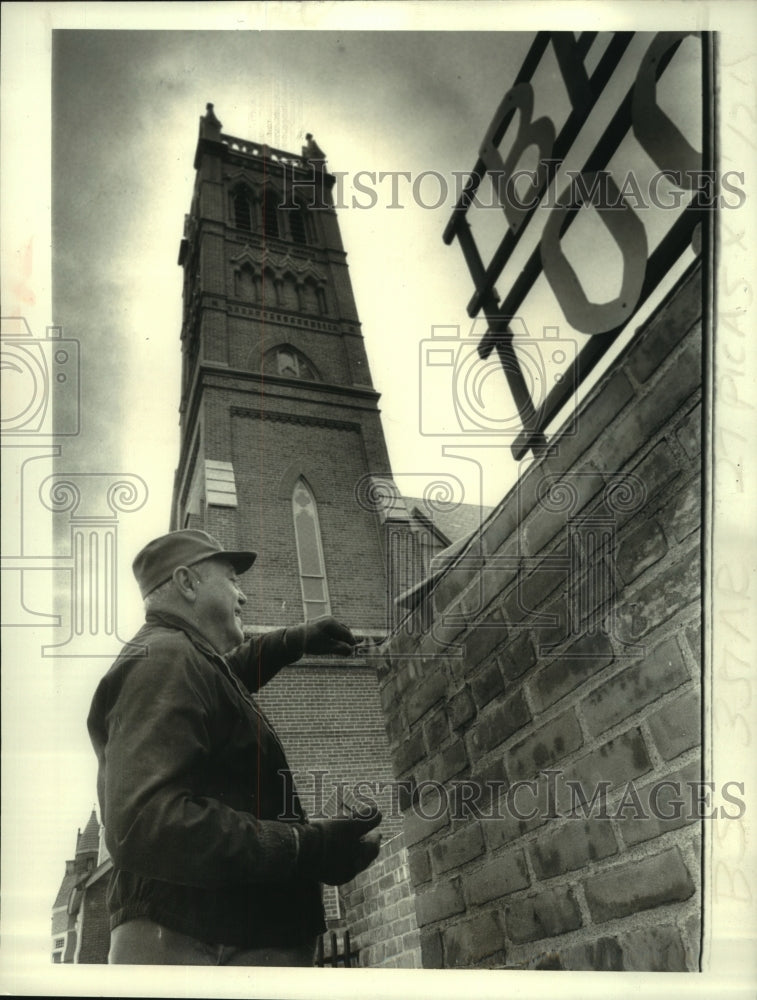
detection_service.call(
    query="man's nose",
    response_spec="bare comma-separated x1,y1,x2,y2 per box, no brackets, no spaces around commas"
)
238,589,247,605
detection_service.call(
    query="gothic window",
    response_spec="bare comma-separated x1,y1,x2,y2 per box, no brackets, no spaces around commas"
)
235,263,256,301
292,478,331,620
264,345,318,381
262,188,280,239
233,190,253,232
280,274,299,311
261,267,277,307
287,203,309,245
300,279,319,315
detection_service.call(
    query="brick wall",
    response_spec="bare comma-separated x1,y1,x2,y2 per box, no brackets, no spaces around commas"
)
341,831,422,968
258,661,403,842
377,263,704,970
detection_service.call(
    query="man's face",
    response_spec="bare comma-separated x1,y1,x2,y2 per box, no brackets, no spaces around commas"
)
192,557,247,653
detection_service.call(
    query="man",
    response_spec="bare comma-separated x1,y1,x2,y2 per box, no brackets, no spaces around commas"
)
87,528,382,966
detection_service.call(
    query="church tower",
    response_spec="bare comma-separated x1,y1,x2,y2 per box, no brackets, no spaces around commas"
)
169,107,409,914
171,104,396,638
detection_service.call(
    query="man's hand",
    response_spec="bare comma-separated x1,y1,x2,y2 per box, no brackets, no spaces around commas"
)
297,809,382,886
284,616,361,658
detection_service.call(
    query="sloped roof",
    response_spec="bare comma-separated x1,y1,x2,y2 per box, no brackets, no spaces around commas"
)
76,809,100,856
52,869,78,910
403,495,493,547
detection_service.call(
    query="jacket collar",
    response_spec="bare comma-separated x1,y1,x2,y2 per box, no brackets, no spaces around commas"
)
144,609,223,661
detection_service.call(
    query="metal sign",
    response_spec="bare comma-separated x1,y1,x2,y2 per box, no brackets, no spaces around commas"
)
444,31,714,459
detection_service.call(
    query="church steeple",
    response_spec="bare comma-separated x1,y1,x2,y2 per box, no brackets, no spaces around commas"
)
170,106,396,635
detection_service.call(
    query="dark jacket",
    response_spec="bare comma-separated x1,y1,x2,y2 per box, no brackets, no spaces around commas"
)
87,610,325,948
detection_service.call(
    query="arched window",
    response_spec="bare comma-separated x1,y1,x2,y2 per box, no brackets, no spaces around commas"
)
300,279,319,315
292,478,331,620
264,345,319,381
233,190,253,232
262,188,280,239
287,203,309,245
235,263,256,301
280,274,299,311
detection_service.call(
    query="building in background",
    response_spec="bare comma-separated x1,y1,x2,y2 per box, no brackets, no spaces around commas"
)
52,105,488,966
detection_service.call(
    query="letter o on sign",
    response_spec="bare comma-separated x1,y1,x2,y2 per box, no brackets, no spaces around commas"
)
540,172,648,335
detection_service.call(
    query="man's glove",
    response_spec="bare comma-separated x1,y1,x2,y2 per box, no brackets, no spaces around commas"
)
283,616,360,658
296,810,382,886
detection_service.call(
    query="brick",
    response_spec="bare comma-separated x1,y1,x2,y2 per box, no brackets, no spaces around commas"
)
617,758,700,847
620,925,688,971
613,548,700,641
648,687,701,761
686,620,701,664
430,821,485,874
482,464,544,558
529,818,618,879
442,910,504,967
516,562,569,618
545,368,636,473
423,707,450,752
463,613,508,672
415,879,465,926
507,708,583,782
470,659,505,708
448,685,475,730
505,887,582,943
617,518,668,584
468,688,531,757
405,665,450,725
402,794,449,847
676,401,702,462
559,728,652,808
498,632,536,683
467,756,509,813
393,728,426,775
463,849,530,905
627,266,702,383
581,636,690,736
583,847,695,922
663,478,701,544
594,331,701,474
433,561,480,618
419,928,443,968
407,844,432,886
525,597,569,657
477,545,521,617
529,632,614,712
559,936,624,971
419,739,468,785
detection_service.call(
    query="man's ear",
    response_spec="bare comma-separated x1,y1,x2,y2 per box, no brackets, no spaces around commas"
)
172,565,199,602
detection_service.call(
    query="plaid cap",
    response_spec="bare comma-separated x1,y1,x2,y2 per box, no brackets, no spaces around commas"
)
133,529,257,598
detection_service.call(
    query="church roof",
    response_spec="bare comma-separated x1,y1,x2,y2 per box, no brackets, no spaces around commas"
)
404,496,493,547
52,869,78,910
76,808,100,856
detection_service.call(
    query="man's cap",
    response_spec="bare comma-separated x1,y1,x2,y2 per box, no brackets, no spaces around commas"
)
133,529,257,598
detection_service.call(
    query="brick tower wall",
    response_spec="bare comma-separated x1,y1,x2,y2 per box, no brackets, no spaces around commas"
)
374,263,703,970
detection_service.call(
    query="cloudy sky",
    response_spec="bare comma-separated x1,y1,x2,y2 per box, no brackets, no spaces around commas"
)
2,3,756,996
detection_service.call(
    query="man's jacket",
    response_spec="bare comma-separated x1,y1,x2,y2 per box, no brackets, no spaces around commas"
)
87,610,325,948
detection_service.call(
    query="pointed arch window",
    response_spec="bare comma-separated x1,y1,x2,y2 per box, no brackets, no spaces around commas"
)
233,190,253,232
264,345,319,381
263,188,280,239
287,203,309,245
292,478,331,620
